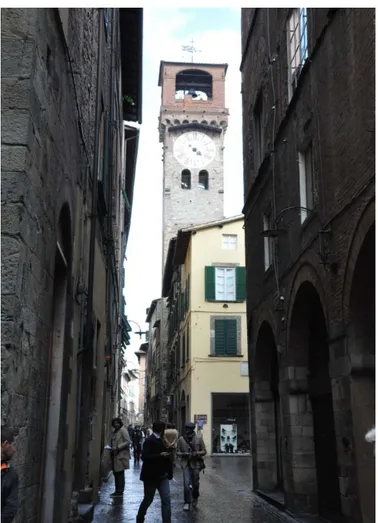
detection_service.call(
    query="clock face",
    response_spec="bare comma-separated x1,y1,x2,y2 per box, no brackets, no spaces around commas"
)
173,131,216,169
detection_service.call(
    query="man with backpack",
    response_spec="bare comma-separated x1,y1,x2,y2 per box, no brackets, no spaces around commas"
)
177,421,207,511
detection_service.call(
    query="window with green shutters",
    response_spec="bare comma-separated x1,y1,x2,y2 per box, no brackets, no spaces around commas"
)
214,319,238,355
205,266,246,302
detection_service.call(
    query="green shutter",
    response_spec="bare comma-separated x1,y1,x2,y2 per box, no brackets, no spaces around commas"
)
225,319,237,355
236,266,246,301
214,319,226,355
214,319,238,356
205,266,216,301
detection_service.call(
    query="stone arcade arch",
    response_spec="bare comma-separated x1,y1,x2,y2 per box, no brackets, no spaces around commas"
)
42,204,72,523
286,282,341,520
347,223,375,523
254,322,283,493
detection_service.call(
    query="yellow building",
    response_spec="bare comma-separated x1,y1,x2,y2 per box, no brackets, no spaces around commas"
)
162,215,250,454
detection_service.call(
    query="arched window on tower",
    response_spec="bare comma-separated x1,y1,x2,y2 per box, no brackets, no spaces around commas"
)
199,170,209,190
181,169,191,189
175,69,213,100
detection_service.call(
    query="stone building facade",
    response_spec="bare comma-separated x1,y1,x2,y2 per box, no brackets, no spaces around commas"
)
241,8,374,523
1,8,142,523
158,61,228,266
162,217,249,450
144,298,169,425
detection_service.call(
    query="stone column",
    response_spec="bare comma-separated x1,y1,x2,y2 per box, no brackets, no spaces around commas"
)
254,381,279,491
280,366,318,514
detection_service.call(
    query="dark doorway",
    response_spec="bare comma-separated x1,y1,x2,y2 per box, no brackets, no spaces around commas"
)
254,322,283,492
41,205,72,523
290,282,341,520
348,223,375,523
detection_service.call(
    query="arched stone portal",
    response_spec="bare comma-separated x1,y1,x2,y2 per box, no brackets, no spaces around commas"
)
348,223,375,523
42,204,72,523
286,282,341,520
254,322,283,493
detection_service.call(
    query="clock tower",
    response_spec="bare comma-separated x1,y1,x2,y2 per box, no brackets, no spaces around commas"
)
158,61,229,265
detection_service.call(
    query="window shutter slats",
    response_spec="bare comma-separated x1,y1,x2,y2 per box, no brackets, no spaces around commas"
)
225,319,237,355
214,319,226,355
236,266,246,301
205,266,216,301
214,319,238,356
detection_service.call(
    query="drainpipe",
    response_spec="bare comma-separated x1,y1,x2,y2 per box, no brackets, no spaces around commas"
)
105,7,115,400
74,7,103,490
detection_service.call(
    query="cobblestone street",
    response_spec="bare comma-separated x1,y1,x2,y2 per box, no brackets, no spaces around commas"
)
93,456,297,523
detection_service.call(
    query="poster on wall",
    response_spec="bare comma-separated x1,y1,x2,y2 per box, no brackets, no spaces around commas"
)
220,424,237,453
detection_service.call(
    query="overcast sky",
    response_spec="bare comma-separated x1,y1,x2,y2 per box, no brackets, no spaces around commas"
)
124,8,243,368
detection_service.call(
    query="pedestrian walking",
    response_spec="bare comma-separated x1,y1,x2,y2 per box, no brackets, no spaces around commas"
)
1,427,19,523
128,424,135,450
108,417,130,498
177,421,207,511
163,423,179,466
133,426,143,462
136,421,172,523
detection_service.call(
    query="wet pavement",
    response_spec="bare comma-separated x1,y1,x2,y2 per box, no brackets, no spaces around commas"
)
93,456,298,523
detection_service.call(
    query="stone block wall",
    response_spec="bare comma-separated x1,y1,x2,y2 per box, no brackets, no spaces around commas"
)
241,8,375,521
1,7,122,522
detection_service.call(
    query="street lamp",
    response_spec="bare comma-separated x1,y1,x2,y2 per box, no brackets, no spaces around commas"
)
260,205,336,267
127,319,148,340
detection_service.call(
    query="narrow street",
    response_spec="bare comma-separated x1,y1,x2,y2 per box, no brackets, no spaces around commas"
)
93,457,296,523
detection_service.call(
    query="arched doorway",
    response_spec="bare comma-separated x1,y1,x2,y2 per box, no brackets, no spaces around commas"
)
254,322,283,493
287,282,340,520
42,204,72,523
348,223,375,523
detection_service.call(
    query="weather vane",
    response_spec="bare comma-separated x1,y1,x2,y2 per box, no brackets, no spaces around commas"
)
182,38,202,63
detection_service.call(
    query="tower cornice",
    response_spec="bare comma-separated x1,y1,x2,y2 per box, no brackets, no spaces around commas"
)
167,122,222,135
158,60,228,86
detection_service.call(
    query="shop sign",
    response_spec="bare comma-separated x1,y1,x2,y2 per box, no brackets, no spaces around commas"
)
194,414,207,424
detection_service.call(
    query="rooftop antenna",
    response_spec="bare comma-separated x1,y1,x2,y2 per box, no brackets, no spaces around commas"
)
182,38,202,63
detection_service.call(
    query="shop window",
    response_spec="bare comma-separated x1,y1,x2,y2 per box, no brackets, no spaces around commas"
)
212,393,250,454
205,266,246,302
